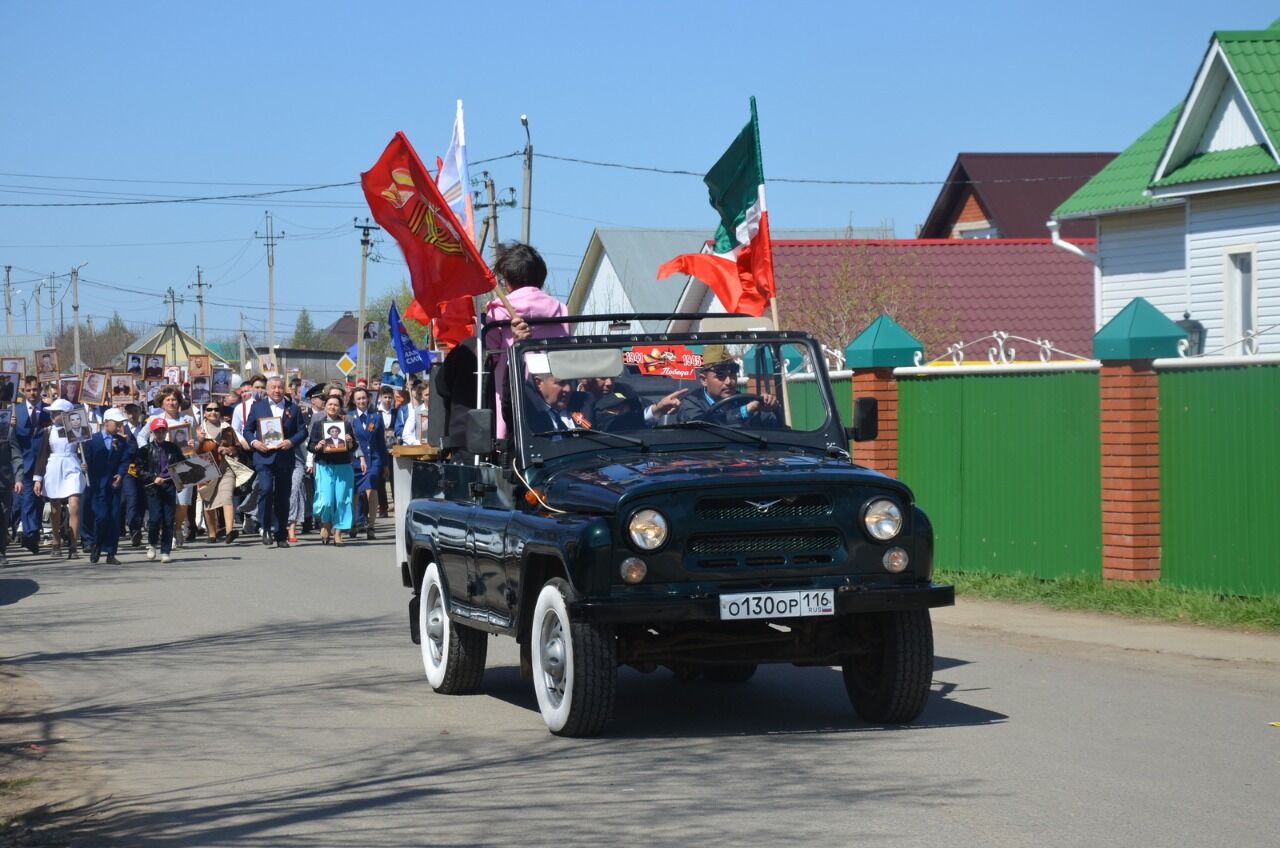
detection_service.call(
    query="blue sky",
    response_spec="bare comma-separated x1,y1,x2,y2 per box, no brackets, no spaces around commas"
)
2,1,1276,346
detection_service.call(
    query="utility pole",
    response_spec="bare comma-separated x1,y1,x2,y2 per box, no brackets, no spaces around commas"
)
238,313,246,374
474,172,516,259
521,114,533,244
48,276,57,342
354,217,381,381
189,266,208,347
70,264,86,371
164,287,181,364
3,265,11,336
254,212,284,351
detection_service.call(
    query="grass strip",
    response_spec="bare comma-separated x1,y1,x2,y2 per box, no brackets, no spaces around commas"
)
937,570,1280,632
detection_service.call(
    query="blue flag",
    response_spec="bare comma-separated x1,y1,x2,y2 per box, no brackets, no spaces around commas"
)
389,302,429,375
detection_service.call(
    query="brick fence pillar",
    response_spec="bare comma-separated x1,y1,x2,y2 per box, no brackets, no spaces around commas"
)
852,368,899,477
1099,362,1161,582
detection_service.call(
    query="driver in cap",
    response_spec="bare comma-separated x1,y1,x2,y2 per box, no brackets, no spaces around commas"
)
675,345,780,426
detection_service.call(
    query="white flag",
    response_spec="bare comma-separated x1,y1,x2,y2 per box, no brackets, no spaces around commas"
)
436,99,475,242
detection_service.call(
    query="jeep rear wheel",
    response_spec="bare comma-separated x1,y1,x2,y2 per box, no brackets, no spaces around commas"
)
842,609,933,724
419,562,487,695
531,578,616,737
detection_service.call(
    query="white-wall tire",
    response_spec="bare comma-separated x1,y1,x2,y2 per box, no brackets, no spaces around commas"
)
419,562,487,695
530,578,616,737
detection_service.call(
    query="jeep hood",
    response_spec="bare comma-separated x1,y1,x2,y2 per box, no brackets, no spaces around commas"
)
537,451,910,514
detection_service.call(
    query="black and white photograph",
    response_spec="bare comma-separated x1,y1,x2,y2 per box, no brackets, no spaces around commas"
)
168,421,193,455
321,420,347,449
1,356,25,375
211,367,232,395
259,415,284,448
145,354,165,379
58,378,81,404
64,409,93,443
258,353,278,376
145,379,162,402
171,453,219,488
0,372,18,404
81,370,107,405
126,353,144,375
35,348,58,380
190,375,211,404
110,373,134,400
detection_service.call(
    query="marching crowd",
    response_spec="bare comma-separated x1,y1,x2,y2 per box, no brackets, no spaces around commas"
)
0,369,432,566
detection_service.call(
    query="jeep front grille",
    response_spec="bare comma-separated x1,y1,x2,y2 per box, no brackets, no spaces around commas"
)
695,494,831,521
689,531,841,555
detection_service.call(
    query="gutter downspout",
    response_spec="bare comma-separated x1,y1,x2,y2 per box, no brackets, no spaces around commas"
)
1048,218,1103,330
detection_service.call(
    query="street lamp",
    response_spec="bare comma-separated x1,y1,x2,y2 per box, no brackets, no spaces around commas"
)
1176,311,1206,356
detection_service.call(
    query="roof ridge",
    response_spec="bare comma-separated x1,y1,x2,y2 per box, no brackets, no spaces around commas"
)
775,238,1095,247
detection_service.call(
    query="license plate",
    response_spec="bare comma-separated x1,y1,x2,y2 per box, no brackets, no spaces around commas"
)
719,589,835,620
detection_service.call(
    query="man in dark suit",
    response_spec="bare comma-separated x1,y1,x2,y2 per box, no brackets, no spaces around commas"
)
243,376,303,548
83,408,134,564
522,374,595,433
676,346,781,427
1,405,20,566
13,375,48,555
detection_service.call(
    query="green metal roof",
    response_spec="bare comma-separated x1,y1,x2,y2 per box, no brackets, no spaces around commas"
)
1053,107,1180,218
844,314,923,369
1056,22,1280,218
1152,144,1280,187
1093,298,1186,360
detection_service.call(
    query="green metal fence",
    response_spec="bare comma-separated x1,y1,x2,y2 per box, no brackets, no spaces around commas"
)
786,374,852,431
1160,366,1280,596
898,371,1102,578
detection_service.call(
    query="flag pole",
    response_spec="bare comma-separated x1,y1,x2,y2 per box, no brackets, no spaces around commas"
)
769,296,792,427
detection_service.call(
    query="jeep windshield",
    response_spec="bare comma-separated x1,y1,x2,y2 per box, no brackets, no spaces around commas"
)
511,332,844,466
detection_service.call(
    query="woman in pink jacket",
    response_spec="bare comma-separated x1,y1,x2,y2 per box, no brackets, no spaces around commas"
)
483,242,569,439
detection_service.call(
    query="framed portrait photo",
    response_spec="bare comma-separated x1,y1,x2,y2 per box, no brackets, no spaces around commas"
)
0,371,19,404
0,356,25,375
59,377,82,404
110,373,135,400
163,365,182,386
187,354,211,379
64,409,93,444
144,354,165,379
126,353,144,376
320,419,348,450
172,453,220,488
167,421,193,456
259,353,279,376
81,370,108,405
190,375,211,405
144,379,162,403
211,367,232,396
35,348,59,380
259,415,284,448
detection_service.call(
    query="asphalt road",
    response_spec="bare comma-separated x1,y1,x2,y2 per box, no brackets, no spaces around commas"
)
2,537,1278,847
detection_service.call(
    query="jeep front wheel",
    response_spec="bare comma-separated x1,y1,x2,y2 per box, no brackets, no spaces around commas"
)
842,609,933,724
419,562,487,695
530,578,616,737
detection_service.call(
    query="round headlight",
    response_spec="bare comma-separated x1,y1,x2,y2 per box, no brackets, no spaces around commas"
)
627,508,669,551
863,499,903,541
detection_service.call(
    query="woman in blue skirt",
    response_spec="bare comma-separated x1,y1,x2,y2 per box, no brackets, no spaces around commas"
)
347,386,385,541
308,395,359,545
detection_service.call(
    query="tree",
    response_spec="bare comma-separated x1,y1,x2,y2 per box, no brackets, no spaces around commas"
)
779,235,957,366
289,308,334,349
361,278,432,377
52,310,139,370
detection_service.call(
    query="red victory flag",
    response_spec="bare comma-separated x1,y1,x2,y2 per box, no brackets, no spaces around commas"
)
361,132,495,322
657,97,775,317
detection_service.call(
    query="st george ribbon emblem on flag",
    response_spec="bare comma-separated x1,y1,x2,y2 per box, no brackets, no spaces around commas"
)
379,168,465,256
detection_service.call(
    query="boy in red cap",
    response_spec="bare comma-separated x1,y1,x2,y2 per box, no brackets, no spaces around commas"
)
139,418,183,563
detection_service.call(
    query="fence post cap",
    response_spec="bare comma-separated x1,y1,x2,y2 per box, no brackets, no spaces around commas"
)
845,314,923,368
1093,298,1186,361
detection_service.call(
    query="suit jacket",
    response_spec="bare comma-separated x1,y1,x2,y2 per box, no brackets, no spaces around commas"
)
82,431,133,489
243,396,304,469
13,401,49,477
347,408,385,471
521,381,595,435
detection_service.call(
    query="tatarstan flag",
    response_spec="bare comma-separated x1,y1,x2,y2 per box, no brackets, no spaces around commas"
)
657,97,775,316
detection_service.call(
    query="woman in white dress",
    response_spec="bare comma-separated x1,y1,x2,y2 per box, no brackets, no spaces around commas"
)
32,398,88,559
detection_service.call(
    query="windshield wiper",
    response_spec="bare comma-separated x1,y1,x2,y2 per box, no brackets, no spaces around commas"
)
652,420,767,446
531,428,647,449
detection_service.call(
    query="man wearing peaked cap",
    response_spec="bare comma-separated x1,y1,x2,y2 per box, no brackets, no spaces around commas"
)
675,346,782,427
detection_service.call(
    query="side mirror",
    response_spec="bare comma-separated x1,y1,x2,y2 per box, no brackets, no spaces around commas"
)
464,409,494,455
846,397,879,442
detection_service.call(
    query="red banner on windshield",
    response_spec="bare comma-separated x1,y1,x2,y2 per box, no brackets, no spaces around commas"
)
624,345,703,380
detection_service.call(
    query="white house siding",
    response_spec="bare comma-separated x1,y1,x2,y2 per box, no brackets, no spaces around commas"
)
1187,187,1280,355
576,255,634,335
1098,206,1188,326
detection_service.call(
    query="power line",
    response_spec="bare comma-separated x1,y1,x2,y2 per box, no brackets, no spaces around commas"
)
0,181,358,208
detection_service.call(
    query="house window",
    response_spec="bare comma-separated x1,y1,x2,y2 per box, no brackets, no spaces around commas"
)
1225,248,1256,352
